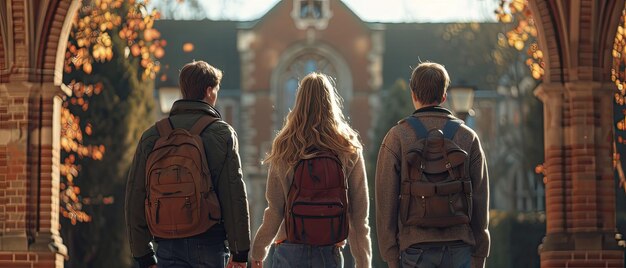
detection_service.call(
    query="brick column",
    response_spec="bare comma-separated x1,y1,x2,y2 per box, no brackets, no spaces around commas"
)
536,82,624,268
536,83,565,234
0,83,31,252
28,84,67,267
0,83,66,267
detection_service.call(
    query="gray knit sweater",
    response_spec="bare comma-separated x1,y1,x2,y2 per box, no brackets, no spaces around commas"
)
375,108,490,268
250,149,372,267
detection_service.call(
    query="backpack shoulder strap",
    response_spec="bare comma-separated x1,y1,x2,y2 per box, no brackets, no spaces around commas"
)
156,118,173,137
442,119,463,140
190,116,220,135
405,116,428,139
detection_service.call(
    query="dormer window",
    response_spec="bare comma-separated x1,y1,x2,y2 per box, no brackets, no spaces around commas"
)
292,0,332,30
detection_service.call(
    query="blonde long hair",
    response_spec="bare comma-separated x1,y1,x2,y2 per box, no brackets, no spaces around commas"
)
264,73,362,175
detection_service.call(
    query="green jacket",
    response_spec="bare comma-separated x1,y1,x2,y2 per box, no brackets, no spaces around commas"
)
125,100,250,266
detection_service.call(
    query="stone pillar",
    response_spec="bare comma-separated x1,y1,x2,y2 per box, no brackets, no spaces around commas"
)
0,83,67,268
536,82,624,268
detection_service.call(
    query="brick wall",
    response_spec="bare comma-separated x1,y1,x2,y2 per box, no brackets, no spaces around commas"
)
0,252,63,268
0,0,77,267
0,86,67,267
541,250,624,268
0,87,30,251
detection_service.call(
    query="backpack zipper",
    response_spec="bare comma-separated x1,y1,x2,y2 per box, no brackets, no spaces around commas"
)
155,199,160,224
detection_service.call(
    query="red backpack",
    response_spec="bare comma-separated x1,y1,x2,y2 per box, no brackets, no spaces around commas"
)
144,116,222,238
285,151,349,246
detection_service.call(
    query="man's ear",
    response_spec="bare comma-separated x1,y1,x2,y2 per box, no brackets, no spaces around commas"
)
441,92,447,104
411,90,417,102
205,86,216,99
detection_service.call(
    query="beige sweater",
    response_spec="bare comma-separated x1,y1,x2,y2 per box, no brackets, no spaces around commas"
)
251,149,372,268
376,109,490,268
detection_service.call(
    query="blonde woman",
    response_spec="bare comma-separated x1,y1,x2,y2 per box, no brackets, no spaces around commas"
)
250,73,372,268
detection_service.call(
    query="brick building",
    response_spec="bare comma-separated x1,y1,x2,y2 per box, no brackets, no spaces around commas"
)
0,0,624,267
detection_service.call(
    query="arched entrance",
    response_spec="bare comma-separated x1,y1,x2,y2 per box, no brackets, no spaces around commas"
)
0,1,624,268
0,0,81,267
528,0,625,267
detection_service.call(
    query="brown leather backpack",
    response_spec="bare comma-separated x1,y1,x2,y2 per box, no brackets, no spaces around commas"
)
285,150,349,246
144,116,221,238
399,116,472,228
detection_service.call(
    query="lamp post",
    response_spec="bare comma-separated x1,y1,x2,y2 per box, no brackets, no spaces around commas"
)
448,86,475,122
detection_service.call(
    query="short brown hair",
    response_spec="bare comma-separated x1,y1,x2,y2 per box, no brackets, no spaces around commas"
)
409,62,450,105
179,61,223,100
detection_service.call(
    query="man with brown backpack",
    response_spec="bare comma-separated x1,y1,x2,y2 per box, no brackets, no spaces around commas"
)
375,62,490,268
125,61,250,268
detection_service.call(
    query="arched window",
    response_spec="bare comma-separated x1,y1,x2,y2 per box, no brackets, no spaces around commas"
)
276,53,337,121
271,43,353,130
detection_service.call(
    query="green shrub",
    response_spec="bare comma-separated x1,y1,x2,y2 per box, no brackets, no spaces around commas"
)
487,210,545,268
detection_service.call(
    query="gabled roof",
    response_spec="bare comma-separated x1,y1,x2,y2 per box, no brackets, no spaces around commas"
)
240,0,375,31
382,22,503,91
154,20,240,90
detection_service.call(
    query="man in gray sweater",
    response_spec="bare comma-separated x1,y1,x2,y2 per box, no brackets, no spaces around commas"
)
375,62,490,268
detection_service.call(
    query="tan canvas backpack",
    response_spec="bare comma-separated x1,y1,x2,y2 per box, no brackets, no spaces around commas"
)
399,116,473,228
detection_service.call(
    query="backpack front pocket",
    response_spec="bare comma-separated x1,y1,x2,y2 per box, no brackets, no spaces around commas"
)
155,196,193,225
149,182,196,226
290,202,346,245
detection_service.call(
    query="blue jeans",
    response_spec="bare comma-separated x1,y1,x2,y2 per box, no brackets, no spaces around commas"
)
272,242,343,268
156,238,229,268
400,242,472,268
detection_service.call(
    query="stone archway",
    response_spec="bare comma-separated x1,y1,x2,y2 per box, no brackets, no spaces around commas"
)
528,0,625,267
0,1,81,267
0,1,625,268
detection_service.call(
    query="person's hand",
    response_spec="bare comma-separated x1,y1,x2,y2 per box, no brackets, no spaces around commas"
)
226,259,247,268
252,260,263,268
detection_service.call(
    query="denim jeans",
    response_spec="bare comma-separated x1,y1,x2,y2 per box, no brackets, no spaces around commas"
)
400,242,472,268
272,242,343,268
156,238,229,268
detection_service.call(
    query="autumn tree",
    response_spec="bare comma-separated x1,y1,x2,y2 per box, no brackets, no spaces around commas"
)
495,0,545,80
60,0,164,267
491,0,546,212
610,6,626,231
612,8,626,197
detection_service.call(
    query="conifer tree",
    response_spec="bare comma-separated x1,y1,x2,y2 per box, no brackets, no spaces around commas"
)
60,0,164,267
